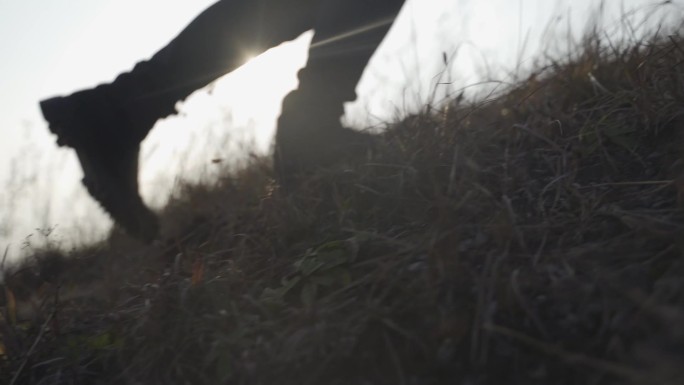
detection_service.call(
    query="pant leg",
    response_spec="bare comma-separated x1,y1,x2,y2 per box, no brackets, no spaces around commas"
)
113,0,319,124
303,0,407,117
275,0,406,170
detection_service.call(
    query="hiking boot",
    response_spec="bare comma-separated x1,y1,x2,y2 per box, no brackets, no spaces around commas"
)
273,80,380,184
40,87,160,242
274,119,378,184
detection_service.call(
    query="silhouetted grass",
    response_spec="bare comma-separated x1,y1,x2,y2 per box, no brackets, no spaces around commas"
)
2,22,684,385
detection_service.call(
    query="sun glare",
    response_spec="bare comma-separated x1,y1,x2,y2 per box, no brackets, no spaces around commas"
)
183,32,312,142
139,34,312,202
229,43,309,120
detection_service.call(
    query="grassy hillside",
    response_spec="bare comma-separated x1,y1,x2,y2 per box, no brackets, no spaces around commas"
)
2,29,684,384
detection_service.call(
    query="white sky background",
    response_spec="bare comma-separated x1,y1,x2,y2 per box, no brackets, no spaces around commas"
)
0,0,682,259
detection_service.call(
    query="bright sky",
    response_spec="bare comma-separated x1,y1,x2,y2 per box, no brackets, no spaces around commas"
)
0,0,682,258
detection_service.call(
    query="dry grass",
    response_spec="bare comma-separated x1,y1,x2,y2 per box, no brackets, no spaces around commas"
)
2,26,684,385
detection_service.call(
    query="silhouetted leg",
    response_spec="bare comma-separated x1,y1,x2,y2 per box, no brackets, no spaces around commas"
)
104,0,320,142
39,0,318,240
275,0,406,177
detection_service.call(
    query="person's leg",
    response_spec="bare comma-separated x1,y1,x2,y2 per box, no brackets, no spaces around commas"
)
274,0,406,177
40,0,317,241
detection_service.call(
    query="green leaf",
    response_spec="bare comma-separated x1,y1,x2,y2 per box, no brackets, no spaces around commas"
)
297,257,324,276
300,282,318,307
316,240,346,252
331,267,352,286
262,276,301,301
215,352,233,381
261,288,283,302
280,276,302,293
317,249,348,271
89,333,112,349
311,274,337,287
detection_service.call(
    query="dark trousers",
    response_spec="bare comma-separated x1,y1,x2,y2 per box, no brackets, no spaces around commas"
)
124,0,406,145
